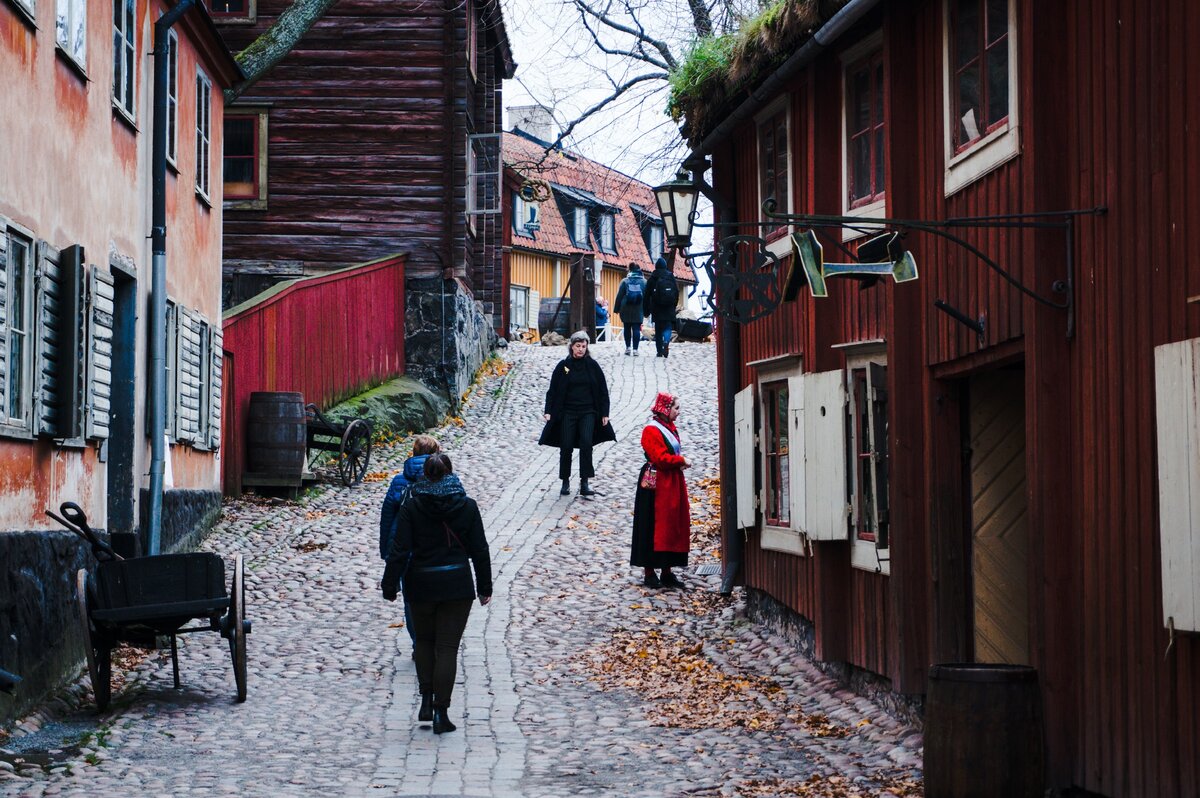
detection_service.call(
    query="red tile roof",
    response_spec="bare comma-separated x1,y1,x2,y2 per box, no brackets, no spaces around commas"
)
503,132,694,283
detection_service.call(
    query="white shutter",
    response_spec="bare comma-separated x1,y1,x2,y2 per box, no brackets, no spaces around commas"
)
787,374,807,535
804,369,849,541
0,221,9,417
85,266,115,440
208,326,223,450
1153,338,1200,632
34,242,62,437
734,384,757,529
526,289,539,330
175,307,203,443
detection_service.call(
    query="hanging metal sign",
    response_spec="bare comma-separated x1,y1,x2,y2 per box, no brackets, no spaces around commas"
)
702,235,785,324
789,230,918,299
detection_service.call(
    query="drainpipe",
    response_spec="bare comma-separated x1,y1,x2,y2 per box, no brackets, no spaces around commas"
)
148,0,195,555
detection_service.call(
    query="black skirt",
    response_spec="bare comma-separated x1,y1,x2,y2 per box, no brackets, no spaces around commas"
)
629,462,688,569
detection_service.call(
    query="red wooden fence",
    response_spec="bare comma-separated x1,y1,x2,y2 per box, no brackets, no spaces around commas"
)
220,254,406,495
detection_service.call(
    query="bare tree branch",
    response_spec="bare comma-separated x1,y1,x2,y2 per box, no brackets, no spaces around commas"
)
687,0,713,36
547,72,668,155
573,0,678,71
578,12,671,70
225,0,339,103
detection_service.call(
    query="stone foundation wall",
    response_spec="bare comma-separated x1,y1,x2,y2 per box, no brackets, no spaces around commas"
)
746,588,925,727
137,489,224,555
405,277,496,401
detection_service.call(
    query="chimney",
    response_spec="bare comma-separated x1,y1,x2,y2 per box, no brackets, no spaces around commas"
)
508,105,557,143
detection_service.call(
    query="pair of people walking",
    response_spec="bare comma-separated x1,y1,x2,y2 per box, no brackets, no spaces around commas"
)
613,257,680,358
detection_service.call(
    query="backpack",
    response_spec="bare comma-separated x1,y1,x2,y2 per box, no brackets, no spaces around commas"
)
624,276,644,305
652,274,679,309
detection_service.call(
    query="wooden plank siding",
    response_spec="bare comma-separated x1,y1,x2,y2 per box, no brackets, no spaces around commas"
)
709,1,1200,794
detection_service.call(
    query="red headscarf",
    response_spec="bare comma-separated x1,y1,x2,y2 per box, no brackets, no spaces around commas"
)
651,391,675,417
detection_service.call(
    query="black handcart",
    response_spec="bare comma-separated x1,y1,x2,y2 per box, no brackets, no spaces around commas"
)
305,403,372,486
48,503,250,710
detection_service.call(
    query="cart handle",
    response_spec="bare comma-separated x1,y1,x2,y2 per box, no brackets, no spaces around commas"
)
45,502,121,562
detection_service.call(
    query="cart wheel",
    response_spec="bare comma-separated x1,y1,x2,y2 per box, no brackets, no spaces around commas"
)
228,554,248,702
338,419,372,486
75,569,111,711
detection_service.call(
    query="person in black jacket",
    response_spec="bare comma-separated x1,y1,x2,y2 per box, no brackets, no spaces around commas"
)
381,454,492,734
642,256,680,358
538,331,617,496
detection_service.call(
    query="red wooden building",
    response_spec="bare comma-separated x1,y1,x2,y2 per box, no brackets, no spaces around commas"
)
212,0,515,397
672,1,1200,795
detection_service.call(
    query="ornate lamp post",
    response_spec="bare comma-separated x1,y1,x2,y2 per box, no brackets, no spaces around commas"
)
653,170,699,250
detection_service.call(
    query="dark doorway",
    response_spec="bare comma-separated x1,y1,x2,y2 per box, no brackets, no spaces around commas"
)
106,270,137,540
967,367,1030,664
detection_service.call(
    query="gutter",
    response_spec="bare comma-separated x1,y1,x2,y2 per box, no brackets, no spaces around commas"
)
692,0,882,157
148,0,196,555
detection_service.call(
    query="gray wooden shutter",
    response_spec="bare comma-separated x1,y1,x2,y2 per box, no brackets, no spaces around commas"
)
165,302,178,439
208,325,223,450
734,384,757,530
0,221,9,417
804,369,849,541
176,307,203,443
85,266,115,440
57,245,85,439
34,241,62,437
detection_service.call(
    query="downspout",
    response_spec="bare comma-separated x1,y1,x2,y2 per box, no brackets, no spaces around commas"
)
149,0,195,555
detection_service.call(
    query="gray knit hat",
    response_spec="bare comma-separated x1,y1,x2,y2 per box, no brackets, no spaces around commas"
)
569,330,590,346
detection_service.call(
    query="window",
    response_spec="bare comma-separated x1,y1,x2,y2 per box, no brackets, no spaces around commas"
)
756,101,791,257
466,0,478,80
466,133,501,219
573,207,589,247
509,285,529,334
196,69,212,201
224,115,258,199
2,230,34,430
112,0,136,118
56,0,87,67
197,320,212,445
10,0,34,24
762,381,790,527
208,0,255,20
166,30,178,165
943,0,1018,194
845,352,889,572
647,224,664,258
599,214,615,253
845,50,885,210
513,192,539,236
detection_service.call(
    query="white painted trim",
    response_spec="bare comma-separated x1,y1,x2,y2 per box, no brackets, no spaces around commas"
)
761,526,807,556
941,0,1020,197
844,349,890,574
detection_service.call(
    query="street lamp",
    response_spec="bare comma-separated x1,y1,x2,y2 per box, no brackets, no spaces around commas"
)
653,169,699,250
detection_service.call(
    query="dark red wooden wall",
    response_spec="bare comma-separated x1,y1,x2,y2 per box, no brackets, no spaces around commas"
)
221,255,406,495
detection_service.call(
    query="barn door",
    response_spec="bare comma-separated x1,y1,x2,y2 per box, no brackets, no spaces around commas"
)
969,368,1030,665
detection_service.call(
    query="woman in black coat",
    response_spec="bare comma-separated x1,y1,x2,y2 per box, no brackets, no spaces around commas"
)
538,331,616,496
381,454,492,734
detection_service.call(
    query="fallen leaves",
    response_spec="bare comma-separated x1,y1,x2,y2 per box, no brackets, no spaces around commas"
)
292,541,329,553
362,471,392,483
735,774,923,797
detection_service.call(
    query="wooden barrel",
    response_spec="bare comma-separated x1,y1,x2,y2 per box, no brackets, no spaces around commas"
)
537,297,571,336
246,392,306,477
924,663,1044,798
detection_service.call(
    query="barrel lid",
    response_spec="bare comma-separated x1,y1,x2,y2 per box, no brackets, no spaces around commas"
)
928,663,1038,683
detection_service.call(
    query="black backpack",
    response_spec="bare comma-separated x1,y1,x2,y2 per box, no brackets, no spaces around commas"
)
652,274,679,309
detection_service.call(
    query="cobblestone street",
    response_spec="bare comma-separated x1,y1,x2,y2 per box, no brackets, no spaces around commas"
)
1,340,922,798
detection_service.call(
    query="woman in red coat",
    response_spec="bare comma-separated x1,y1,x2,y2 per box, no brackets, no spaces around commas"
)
629,391,692,588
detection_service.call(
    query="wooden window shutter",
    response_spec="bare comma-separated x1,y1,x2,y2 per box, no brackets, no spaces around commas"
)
175,307,203,443
526,289,539,331
166,302,178,440
0,221,9,417
34,241,62,437
787,374,807,535
1153,337,1200,632
57,245,86,439
208,326,223,450
868,362,889,549
804,369,850,541
85,266,115,440
733,384,757,530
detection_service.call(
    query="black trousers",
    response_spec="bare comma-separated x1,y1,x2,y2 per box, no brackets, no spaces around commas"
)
622,324,641,350
559,411,595,480
409,598,473,707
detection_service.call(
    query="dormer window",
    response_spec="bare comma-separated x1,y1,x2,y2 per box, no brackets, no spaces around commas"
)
573,207,588,247
513,192,540,236
599,214,615,253
647,225,664,258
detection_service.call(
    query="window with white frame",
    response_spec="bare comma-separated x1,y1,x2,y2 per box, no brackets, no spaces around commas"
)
466,0,478,80
466,133,501,218
10,0,35,24
56,0,87,67
756,100,791,257
509,285,529,333
762,380,790,528
573,207,589,247
647,224,664,258
745,360,806,557
599,214,615,254
1,228,34,431
513,192,540,236
943,0,1018,195
196,69,212,201
112,0,137,118
166,30,179,166
842,40,886,229
845,350,890,573
208,0,255,20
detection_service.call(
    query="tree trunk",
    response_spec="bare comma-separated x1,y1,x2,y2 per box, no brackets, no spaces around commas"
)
225,0,340,102
686,0,713,36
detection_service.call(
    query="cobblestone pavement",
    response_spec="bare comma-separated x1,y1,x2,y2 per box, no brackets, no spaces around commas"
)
0,339,922,798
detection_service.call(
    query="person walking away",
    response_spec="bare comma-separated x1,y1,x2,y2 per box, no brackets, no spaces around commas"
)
613,262,647,355
643,256,680,358
595,295,609,342
539,331,616,496
381,454,492,734
379,434,441,649
630,392,692,588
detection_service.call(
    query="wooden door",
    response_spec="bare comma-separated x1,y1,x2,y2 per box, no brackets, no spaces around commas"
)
969,368,1030,664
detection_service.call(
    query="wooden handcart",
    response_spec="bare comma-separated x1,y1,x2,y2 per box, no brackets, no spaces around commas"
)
48,503,250,711
305,403,373,486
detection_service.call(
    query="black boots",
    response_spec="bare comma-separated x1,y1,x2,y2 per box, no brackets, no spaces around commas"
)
579,478,595,496
560,479,570,495
418,692,433,722
432,706,457,734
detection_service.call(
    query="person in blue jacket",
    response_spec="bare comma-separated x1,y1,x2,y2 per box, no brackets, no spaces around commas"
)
379,434,441,646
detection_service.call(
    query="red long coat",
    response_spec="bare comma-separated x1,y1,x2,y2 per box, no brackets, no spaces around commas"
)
641,422,690,553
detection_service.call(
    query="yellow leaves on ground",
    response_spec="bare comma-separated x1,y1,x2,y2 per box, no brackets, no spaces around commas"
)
735,774,923,797
362,471,392,483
